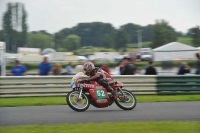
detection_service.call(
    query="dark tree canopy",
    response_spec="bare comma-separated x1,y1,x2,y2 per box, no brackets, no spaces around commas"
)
2,2,28,52
151,20,177,48
114,30,128,51
191,26,200,47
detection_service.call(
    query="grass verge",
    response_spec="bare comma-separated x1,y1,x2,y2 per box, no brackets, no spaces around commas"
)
0,121,199,133
0,95,200,107
177,37,193,45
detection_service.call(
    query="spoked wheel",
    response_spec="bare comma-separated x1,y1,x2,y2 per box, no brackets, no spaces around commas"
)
115,89,137,110
66,90,90,112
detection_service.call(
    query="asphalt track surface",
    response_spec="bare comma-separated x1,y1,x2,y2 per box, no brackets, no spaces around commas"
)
0,102,200,126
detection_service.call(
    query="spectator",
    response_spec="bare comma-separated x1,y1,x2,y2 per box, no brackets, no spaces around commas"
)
39,57,52,76
11,60,26,76
177,62,191,75
101,64,110,74
120,57,135,75
195,53,200,75
65,62,73,75
113,60,124,75
131,58,139,75
53,63,62,75
135,68,142,75
74,60,84,73
145,61,157,75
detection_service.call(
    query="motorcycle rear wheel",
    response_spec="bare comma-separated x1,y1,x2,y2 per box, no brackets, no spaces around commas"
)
66,90,90,112
115,89,137,110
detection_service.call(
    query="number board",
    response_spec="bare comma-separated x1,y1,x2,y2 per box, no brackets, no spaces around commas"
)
95,89,106,99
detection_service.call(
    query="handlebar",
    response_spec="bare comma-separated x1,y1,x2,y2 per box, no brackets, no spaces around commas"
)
78,80,89,84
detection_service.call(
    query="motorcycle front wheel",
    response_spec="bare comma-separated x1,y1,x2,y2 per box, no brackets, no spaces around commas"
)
115,89,137,110
66,90,90,112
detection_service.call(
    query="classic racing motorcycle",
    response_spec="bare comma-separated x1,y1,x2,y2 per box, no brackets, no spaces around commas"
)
66,72,137,112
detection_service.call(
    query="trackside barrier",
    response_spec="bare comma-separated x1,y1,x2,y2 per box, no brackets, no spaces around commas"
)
0,75,200,97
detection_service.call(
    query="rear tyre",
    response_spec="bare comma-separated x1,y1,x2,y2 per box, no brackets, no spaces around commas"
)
115,89,137,110
66,90,90,112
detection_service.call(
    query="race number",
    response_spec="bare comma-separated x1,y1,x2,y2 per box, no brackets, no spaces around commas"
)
95,89,106,99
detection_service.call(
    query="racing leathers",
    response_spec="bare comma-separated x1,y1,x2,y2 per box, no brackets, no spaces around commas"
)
86,67,117,99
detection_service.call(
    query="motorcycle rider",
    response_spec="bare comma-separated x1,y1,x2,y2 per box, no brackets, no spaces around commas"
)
82,62,118,100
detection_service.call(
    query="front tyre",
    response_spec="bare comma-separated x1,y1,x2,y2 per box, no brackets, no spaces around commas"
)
115,89,137,110
66,90,90,112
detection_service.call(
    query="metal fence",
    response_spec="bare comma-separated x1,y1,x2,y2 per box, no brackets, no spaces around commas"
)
0,75,200,97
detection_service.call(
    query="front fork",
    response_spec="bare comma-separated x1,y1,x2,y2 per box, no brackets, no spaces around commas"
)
78,83,85,99
118,87,124,95
78,88,83,99
118,87,128,99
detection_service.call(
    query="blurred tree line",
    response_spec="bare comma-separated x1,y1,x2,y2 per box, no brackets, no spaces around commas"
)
1,2,27,52
187,26,200,47
0,2,199,53
53,21,200,51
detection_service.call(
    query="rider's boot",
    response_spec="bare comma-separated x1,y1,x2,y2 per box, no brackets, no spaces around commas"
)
111,90,118,100
107,86,118,100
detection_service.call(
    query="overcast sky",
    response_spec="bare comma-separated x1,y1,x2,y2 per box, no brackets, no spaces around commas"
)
0,0,200,33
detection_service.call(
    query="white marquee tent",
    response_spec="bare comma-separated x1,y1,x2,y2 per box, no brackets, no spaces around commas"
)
153,42,199,61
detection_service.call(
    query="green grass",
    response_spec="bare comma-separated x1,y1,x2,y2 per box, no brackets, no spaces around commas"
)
127,41,152,48
0,121,199,133
177,37,193,45
127,37,193,48
75,47,117,54
0,95,200,107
